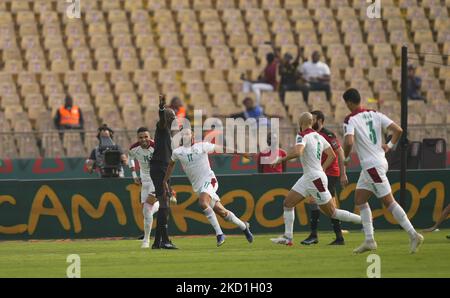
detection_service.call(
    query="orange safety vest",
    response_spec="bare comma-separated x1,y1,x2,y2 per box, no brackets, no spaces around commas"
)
175,106,186,118
59,105,80,126
175,106,187,128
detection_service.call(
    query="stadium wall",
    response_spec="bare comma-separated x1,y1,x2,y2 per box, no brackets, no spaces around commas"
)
0,170,449,240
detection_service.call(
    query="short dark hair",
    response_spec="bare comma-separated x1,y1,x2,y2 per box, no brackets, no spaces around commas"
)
266,53,275,62
97,124,114,140
311,110,325,123
170,96,181,105
242,97,253,104
137,127,149,134
343,88,361,104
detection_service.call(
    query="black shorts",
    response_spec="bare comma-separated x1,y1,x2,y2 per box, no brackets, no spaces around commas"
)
327,175,338,197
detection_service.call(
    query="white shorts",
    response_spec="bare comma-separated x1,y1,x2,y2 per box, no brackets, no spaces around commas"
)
291,172,332,205
141,179,156,203
357,162,392,198
197,177,221,209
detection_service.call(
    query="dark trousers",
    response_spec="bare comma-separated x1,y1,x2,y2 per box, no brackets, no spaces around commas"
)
150,161,171,245
301,82,331,103
279,83,302,103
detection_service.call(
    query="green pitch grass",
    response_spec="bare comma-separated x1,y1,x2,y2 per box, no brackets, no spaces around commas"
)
0,229,449,278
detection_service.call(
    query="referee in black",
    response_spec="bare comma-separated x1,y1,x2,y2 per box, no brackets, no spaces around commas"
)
151,94,177,249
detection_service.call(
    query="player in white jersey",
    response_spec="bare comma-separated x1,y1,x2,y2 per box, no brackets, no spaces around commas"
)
128,127,159,248
342,88,424,254
271,113,362,246
162,128,254,247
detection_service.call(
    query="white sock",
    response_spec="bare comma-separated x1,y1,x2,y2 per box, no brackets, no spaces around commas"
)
143,203,154,242
224,211,246,230
203,207,223,235
358,203,374,241
283,207,294,239
333,209,361,224
388,202,416,237
152,201,160,215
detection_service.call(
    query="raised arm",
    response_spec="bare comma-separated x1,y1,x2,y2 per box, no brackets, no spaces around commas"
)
294,46,304,64
157,94,167,129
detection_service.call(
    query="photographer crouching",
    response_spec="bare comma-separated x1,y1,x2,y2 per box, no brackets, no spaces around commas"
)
86,124,128,178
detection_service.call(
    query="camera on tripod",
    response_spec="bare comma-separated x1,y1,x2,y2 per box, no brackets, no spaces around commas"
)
86,124,126,178
97,136,122,178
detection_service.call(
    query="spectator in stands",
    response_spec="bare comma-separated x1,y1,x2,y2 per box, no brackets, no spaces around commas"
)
229,97,285,128
278,47,305,103
298,51,331,103
86,124,127,178
241,52,279,105
169,96,187,119
407,65,424,101
257,133,287,173
54,95,84,131
232,97,264,121
169,96,189,128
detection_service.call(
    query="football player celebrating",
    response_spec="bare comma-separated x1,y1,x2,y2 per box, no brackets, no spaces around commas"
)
128,127,159,248
162,128,254,247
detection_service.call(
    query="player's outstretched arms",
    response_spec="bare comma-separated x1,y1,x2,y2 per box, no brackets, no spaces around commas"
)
271,144,303,167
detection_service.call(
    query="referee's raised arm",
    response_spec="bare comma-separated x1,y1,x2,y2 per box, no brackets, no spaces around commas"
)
157,94,167,129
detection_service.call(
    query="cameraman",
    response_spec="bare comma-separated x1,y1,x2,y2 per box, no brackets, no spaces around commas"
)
86,124,127,178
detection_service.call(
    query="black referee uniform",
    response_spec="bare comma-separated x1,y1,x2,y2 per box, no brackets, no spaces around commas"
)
151,106,176,249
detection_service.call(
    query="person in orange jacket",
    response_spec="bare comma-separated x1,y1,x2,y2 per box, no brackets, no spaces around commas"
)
169,96,188,122
54,95,84,130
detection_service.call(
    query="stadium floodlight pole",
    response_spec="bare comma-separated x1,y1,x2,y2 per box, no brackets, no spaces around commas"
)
399,45,408,209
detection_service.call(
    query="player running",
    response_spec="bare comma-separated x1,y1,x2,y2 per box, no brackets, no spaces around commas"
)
301,110,349,246
128,127,159,248
271,112,361,246
341,88,424,254
162,128,254,247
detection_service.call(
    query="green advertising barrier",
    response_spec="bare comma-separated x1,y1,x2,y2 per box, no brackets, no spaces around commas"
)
2,156,449,180
0,156,363,179
0,170,449,240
